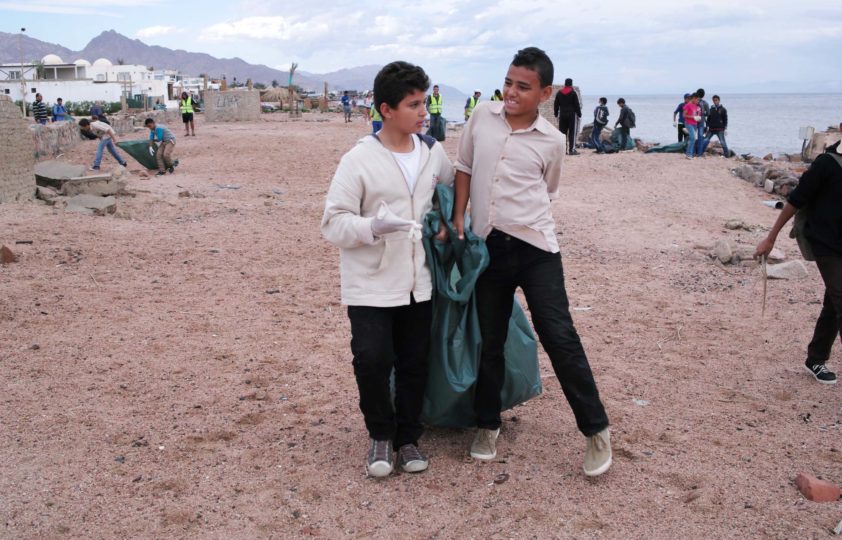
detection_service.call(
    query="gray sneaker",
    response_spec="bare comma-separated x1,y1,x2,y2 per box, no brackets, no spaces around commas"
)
583,428,612,477
366,439,393,478
470,428,500,460
397,444,429,473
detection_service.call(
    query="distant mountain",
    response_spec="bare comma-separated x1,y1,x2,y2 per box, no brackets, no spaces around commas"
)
0,32,74,64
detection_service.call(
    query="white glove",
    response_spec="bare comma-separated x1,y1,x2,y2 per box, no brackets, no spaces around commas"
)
371,201,422,241
148,146,155,156
693,115,702,122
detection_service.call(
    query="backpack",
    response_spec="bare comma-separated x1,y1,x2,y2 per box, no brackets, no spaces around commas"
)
626,108,636,129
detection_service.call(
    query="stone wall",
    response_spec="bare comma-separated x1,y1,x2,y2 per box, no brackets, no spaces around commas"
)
204,90,261,122
0,95,36,203
804,127,842,162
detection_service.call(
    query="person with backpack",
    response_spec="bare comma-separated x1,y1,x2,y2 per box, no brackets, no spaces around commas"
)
553,78,582,155
614,98,635,151
590,97,609,154
52,98,68,122
754,136,842,385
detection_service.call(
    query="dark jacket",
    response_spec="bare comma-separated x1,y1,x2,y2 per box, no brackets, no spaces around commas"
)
616,106,632,129
707,104,727,131
593,105,609,126
698,98,710,121
788,142,842,256
553,88,581,117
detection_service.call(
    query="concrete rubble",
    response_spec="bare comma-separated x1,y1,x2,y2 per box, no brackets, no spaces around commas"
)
0,245,16,264
766,260,808,280
65,195,117,216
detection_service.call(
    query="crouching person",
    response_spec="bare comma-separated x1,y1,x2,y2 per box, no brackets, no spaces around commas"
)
321,61,455,477
145,118,176,176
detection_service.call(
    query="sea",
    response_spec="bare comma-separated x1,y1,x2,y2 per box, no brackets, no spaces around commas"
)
438,93,841,157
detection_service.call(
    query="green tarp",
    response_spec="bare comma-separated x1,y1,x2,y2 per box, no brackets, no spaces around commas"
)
645,140,689,154
426,116,446,142
117,140,158,170
420,184,542,428
610,129,636,151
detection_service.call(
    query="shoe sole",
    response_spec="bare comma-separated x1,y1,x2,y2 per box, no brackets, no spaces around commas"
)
584,456,612,477
400,460,429,473
804,365,837,385
366,461,393,478
470,449,496,460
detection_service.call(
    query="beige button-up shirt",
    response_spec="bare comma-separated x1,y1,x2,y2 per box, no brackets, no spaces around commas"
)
455,101,564,253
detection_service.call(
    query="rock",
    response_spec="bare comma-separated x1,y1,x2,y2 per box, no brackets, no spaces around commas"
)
795,473,840,502
36,186,60,205
787,153,803,163
178,190,191,198
724,220,749,231
713,239,735,264
768,247,786,262
764,179,775,193
766,260,808,280
0,245,16,264
763,153,774,161
34,160,87,189
61,176,126,197
764,168,785,180
65,195,117,216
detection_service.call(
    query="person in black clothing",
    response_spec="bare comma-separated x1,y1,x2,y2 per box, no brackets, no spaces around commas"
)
590,97,609,153
755,137,842,385
553,78,581,155
31,93,49,125
700,95,729,156
615,98,632,151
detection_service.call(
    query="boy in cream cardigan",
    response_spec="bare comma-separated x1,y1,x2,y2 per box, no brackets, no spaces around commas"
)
321,61,454,477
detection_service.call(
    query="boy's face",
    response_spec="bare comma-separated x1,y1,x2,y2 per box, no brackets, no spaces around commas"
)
692,96,699,104
502,65,551,118
713,97,720,106
81,125,90,132
381,89,427,134
147,123,156,130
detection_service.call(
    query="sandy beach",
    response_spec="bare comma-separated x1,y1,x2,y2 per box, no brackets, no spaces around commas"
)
1,112,840,538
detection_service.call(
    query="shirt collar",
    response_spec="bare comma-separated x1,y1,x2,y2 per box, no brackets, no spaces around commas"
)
489,100,553,135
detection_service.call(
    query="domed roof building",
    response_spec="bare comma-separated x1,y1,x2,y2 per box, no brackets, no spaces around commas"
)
41,54,64,65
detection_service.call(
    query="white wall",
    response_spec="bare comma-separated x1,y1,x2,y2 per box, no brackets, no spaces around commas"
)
0,79,167,104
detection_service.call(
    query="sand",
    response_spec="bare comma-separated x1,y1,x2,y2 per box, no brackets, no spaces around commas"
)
1,113,841,538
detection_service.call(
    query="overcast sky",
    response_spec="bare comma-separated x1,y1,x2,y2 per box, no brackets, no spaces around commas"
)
2,0,841,94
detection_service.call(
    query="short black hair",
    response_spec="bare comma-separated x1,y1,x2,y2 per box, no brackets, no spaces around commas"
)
599,97,607,104
712,94,720,100
617,98,625,105
564,78,573,86
78,118,90,127
373,61,430,112
144,118,155,126
696,88,705,97
433,84,439,89
510,47,554,88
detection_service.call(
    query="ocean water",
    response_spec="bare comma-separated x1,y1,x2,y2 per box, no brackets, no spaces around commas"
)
439,93,841,156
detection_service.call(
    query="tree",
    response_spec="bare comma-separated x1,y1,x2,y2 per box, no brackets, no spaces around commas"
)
116,58,125,65
271,79,279,88
254,82,266,90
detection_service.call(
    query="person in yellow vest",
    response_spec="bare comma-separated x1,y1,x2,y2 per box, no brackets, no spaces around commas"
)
425,84,445,141
491,89,503,102
369,98,382,134
179,91,197,136
464,89,481,121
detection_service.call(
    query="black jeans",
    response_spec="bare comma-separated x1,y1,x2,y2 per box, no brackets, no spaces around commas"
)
474,230,609,436
347,298,432,447
677,123,686,142
807,256,842,365
558,113,577,153
617,126,630,150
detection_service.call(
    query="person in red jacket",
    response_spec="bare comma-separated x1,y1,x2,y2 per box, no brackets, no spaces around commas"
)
553,78,581,155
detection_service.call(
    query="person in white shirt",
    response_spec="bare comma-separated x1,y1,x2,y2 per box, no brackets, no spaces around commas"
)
321,61,454,478
78,118,127,170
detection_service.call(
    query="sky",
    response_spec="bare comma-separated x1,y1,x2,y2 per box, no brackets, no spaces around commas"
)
1,0,841,95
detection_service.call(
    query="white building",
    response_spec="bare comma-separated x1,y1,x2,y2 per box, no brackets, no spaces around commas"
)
0,54,174,110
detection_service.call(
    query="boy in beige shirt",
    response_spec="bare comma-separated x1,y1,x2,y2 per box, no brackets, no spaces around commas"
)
452,47,612,477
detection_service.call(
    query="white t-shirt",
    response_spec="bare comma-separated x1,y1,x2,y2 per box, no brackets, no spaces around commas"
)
391,136,421,194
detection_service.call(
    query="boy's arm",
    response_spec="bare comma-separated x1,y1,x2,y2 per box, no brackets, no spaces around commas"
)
453,115,476,239
723,107,728,129
544,141,563,200
321,158,378,249
755,202,797,259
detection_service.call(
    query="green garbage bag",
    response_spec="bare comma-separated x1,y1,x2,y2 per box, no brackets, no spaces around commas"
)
426,115,446,142
610,129,636,150
117,139,158,170
645,140,688,153
420,184,542,428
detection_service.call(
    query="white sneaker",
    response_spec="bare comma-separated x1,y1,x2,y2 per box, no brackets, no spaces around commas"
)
583,428,612,477
470,428,500,460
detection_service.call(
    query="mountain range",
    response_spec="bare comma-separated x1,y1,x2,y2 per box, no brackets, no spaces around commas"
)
0,30,422,93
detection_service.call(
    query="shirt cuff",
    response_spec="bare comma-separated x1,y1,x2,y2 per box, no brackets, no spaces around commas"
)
454,162,472,176
354,216,378,245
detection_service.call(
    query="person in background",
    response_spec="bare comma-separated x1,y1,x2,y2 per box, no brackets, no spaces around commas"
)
363,91,373,124
491,89,503,102
553,78,581,155
615,98,632,151
673,93,690,142
179,92,197,136
78,117,127,170
754,138,842,384
425,85,444,141
590,97,609,154
370,97,382,134
52,97,68,122
90,101,103,119
32,93,49,125
701,95,729,157
464,90,481,121
695,88,710,156
682,93,701,159
145,117,177,177
341,91,352,123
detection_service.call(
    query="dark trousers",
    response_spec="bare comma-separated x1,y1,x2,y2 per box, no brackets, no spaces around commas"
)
617,126,630,150
807,256,842,365
558,114,577,153
677,123,686,142
348,298,432,447
474,230,609,436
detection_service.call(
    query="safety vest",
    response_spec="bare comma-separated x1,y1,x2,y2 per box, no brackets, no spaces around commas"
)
491,94,502,102
370,104,382,122
465,96,479,118
180,96,194,114
428,94,443,115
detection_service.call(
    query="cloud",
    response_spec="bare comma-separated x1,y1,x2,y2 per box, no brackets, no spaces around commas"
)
201,16,331,42
136,25,178,38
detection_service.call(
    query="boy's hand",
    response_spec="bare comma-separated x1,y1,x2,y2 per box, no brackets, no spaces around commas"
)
754,237,775,260
434,221,447,242
452,213,465,240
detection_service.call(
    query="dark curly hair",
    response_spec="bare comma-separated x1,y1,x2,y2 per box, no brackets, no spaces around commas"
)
373,61,430,113
511,47,554,88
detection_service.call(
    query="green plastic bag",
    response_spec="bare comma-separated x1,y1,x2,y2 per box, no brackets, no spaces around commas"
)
117,139,158,170
421,184,541,428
